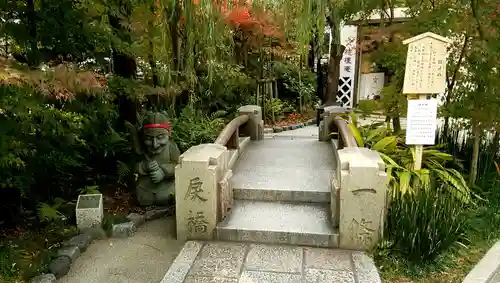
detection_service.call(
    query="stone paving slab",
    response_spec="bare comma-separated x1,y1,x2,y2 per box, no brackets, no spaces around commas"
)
160,241,381,283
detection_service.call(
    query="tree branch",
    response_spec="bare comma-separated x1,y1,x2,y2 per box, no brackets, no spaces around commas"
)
470,0,487,41
447,34,469,95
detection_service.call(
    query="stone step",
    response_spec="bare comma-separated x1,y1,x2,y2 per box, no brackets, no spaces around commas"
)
231,138,336,203
216,200,338,248
233,185,331,203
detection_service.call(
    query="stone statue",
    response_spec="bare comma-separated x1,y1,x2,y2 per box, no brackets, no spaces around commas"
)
126,111,180,206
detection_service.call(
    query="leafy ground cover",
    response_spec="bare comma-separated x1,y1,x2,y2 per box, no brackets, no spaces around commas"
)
0,186,148,282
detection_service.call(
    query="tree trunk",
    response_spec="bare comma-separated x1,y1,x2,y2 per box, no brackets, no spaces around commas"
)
148,2,158,87
392,114,401,133
109,6,138,125
490,130,500,158
26,0,39,67
443,35,469,137
324,43,345,106
470,121,481,186
168,4,181,74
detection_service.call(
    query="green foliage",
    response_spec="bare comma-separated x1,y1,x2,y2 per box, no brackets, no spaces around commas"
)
0,245,20,281
195,62,256,115
356,99,382,115
385,180,466,262
0,222,77,281
0,83,132,226
37,198,67,223
171,107,226,153
263,98,285,122
273,61,318,109
348,114,472,203
78,185,101,195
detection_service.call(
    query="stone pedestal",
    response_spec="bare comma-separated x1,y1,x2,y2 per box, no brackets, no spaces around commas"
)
175,144,229,241
319,106,351,142
75,194,103,231
238,105,263,141
337,147,387,250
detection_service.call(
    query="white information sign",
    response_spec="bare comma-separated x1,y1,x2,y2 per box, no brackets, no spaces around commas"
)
402,32,451,94
405,99,438,145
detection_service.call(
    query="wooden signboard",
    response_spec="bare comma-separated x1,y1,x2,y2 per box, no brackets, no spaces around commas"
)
402,32,451,95
402,32,451,170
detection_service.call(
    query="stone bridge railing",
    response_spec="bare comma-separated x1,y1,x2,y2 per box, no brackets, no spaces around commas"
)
320,106,389,250
174,105,263,241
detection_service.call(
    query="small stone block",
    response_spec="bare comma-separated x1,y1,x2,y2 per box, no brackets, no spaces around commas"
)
273,127,283,133
31,273,56,283
57,246,80,263
307,119,315,125
75,194,103,230
63,233,92,252
239,271,302,283
245,245,302,273
127,212,146,227
112,221,136,237
49,256,71,279
145,207,169,221
304,269,355,283
264,128,273,134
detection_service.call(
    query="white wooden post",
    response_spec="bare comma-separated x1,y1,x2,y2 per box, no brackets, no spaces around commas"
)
402,32,452,170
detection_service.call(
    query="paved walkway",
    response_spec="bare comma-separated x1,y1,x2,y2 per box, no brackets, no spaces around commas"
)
58,217,184,283
161,241,381,283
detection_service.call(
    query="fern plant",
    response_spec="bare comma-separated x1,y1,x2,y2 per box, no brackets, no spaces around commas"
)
347,113,472,204
37,198,67,223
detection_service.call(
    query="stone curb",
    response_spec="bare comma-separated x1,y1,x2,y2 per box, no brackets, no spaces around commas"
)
159,241,204,283
265,118,317,134
30,207,171,283
463,241,500,283
110,206,170,238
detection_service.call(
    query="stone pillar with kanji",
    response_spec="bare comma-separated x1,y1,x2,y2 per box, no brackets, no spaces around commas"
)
337,147,388,250
175,144,229,241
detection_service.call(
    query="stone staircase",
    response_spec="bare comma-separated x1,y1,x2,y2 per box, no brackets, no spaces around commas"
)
215,135,340,248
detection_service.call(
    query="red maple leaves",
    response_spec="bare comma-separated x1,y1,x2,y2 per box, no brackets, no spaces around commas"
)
172,0,282,39
225,6,282,38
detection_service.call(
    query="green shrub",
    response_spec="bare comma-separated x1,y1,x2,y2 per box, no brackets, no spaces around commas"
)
273,61,318,109
348,114,472,203
171,107,226,152
346,114,471,262
0,83,131,227
196,62,256,115
386,178,466,262
263,98,285,123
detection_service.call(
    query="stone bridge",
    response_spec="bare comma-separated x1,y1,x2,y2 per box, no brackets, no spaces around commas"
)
161,105,387,283
163,105,388,282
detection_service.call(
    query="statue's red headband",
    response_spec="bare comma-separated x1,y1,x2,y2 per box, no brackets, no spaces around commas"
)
143,123,170,130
